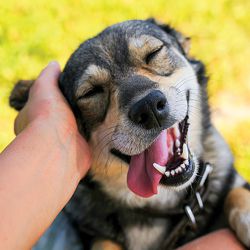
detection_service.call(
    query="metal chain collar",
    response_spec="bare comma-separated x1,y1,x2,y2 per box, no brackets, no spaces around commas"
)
162,162,213,249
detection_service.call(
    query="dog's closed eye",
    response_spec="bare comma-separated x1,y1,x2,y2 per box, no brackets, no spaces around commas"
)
77,85,104,100
145,45,164,64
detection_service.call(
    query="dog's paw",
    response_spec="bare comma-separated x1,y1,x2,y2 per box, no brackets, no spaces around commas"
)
229,208,250,247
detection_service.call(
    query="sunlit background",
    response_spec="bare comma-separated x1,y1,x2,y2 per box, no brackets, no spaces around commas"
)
0,0,249,180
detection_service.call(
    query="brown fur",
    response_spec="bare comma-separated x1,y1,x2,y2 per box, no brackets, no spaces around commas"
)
92,240,122,250
225,187,250,247
9,19,250,249
225,188,250,214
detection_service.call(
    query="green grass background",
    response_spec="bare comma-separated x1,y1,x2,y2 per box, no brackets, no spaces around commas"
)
0,0,249,180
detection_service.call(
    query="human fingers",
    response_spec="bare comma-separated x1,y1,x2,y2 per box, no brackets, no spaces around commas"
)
29,61,61,101
14,62,61,135
14,105,28,135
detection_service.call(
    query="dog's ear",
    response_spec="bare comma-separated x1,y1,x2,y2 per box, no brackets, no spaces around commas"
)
9,80,34,111
147,18,191,55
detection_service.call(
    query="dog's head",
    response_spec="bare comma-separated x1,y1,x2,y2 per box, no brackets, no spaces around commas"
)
60,19,207,206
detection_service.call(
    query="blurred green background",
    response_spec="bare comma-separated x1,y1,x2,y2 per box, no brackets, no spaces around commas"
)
0,0,249,180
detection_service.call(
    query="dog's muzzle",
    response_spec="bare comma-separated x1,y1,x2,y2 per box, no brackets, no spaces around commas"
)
111,90,197,198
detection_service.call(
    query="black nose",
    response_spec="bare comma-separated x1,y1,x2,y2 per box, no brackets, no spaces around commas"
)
128,90,169,130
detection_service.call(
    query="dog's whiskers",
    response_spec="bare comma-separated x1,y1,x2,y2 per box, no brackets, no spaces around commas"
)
93,137,117,167
96,130,117,148
93,124,121,151
97,125,120,134
175,89,201,98
174,76,197,90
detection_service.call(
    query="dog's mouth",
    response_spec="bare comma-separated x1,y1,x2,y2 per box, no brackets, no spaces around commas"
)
111,114,196,198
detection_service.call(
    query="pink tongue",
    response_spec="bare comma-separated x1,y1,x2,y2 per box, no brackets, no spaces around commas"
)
127,130,168,198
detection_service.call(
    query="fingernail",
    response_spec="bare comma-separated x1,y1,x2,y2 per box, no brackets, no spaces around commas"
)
48,61,58,66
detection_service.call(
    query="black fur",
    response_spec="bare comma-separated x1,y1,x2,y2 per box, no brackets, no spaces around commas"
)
60,20,230,249
9,19,248,250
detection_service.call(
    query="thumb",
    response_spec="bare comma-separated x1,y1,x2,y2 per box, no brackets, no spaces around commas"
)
29,61,61,100
14,62,61,135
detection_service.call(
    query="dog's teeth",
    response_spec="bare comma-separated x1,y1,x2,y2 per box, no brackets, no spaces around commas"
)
181,143,189,160
177,148,181,155
171,170,175,176
181,163,186,170
175,167,182,174
175,139,180,148
173,124,180,138
153,163,166,174
184,159,189,165
165,171,170,177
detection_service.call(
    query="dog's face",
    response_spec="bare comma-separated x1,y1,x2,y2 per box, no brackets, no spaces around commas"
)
60,20,203,206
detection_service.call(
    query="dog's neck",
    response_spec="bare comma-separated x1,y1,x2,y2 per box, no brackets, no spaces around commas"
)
65,126,235,248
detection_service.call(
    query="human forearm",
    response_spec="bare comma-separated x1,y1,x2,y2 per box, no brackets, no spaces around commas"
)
0,120,88,249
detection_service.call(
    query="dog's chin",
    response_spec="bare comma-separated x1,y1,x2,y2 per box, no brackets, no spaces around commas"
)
110,114,198,192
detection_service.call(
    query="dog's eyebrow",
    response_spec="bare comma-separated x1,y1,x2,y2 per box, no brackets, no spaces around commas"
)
129,35,164,59
75,64,111,98
77,64,111,86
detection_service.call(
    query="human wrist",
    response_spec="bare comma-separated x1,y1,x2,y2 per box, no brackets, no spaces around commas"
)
27,117,90,180
0,118,84,250
27,115,78,145
17,119,85,206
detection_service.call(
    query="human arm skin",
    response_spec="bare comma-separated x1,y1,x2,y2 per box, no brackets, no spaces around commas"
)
177,229,245,250
0,62,91,250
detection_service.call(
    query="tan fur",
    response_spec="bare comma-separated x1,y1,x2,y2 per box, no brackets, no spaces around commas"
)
129,35,178,76
11,20,250,250
89,89,125,180
225,187,250,247
88,62,202,209
225,188,250,214
129,35,163,64
75,65,110,99
91,240,122,250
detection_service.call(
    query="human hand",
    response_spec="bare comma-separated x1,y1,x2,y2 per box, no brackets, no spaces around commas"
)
177,229,245,250
14,61,91,179
0,61,91,249
15,61,76,136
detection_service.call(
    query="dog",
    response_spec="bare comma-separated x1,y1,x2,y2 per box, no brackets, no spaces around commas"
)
9,19,250,250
